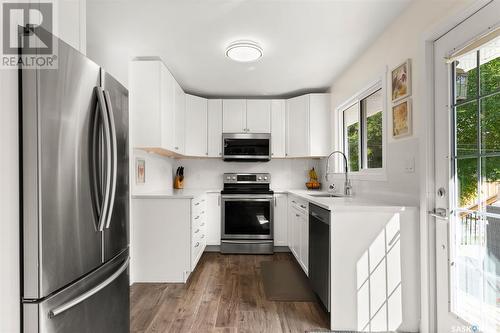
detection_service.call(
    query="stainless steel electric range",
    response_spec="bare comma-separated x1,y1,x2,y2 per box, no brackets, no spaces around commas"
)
221,173,274,254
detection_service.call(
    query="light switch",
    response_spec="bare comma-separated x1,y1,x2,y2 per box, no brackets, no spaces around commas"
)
404,156,415,173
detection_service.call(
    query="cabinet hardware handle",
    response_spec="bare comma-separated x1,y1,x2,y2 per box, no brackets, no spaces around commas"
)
300,205,306,209
296,214,300,217
201,210,205,214
194,242,200,247
195,229,200,233
274,197,277,207
292,200,297,204
195,202,200,206
194,216,200,220
174,146,178,150
201,234,205,238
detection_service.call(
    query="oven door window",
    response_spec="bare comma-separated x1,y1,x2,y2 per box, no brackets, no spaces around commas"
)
224,138,270,157
224,199,271,237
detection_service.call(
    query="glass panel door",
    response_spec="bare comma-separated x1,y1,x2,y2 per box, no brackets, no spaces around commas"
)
449,36,500,332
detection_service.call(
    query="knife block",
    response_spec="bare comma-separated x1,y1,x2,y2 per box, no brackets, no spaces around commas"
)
174,176,184,189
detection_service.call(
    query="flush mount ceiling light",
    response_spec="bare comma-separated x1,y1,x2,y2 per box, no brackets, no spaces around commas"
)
225,41,263,62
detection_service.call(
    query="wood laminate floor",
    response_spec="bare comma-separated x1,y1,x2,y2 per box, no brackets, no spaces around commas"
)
130,252,330,333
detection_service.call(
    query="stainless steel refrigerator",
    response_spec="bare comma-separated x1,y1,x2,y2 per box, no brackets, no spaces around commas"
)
20,35,130,333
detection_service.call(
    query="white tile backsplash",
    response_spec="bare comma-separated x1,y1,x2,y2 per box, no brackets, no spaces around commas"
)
174,158,320,190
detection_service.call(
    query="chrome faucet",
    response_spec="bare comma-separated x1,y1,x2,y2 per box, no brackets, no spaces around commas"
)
325,151,352,196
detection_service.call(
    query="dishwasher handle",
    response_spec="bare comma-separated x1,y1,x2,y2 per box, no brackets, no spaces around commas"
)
309,211,329,225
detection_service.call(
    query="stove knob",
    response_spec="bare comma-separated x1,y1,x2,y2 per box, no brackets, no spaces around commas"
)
232,176,236,180
226,176,231,180
264,176,268,180
258,176,262,180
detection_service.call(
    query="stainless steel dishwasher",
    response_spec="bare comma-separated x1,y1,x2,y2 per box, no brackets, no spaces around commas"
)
308,203,330,312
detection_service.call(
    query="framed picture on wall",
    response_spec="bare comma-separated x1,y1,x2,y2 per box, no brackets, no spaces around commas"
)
391,59,411,102
392,98,412,138
136,158,145,184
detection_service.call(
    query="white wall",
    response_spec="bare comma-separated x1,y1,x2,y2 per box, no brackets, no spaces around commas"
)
131,149,176,194
0,71,20,333
324,0,472,206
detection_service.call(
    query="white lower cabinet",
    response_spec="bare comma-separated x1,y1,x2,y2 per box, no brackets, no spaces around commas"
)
287,195,309,275
131,195,207,283
206,192,221,245
273,194,288,246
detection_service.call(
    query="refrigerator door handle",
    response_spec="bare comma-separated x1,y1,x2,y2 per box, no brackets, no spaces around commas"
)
48,257,130,318
103,90,118,229
94,87,112,232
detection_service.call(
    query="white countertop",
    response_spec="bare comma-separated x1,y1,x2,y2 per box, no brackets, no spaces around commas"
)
286,189,416,212
133,188,416,211
132,188,220,199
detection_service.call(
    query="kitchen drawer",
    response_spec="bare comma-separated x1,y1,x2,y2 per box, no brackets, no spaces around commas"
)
290,196,308,213
192,224,205,240
191,239,204,269
192,197,206,217
191,210,205,227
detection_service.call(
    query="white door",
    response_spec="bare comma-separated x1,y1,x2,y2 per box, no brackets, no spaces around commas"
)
434,3,500,332
286,95,310,157
271,99,286,158
206,193,221,245
299,212,309,275
246,100,271,133
273,194,288,246
207,99,223,157
223,99,246,132
173,81,185,154
185,94,208,156
160,65,175,150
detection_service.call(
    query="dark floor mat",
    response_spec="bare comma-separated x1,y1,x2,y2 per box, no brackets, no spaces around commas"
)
261,260,316,301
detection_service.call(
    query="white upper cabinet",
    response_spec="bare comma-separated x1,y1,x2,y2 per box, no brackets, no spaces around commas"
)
207,99,223,157
286,95,309,157
173,81,186,154
286,93,330,157
160,66,175,151
246,100,271,133
223,99,271,133
271,100,286,158
185,94,208,157
130,60,166,148
222,99,246,132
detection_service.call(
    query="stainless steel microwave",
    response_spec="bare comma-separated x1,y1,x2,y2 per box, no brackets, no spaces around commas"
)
222,133,271,162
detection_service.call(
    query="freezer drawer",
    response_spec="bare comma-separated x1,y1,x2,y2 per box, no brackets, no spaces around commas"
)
23,252,130,333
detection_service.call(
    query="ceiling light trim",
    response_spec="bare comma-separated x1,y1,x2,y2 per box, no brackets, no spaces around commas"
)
225,40,263,62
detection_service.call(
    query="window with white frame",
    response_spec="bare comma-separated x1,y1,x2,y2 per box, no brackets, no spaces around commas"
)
340,84,384,174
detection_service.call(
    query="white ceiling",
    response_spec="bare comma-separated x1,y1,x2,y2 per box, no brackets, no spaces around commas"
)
87,0,411,97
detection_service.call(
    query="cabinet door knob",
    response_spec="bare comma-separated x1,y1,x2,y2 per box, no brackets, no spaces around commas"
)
174,146,179,150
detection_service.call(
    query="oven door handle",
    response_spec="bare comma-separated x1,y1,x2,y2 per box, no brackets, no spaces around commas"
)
221,195,273,200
